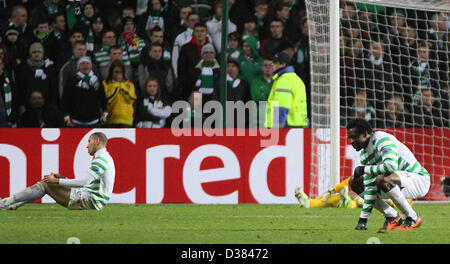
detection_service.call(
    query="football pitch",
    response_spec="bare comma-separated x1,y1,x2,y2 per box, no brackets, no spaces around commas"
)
0,203,449,244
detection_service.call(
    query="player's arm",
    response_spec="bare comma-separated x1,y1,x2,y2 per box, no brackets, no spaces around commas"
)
355,137,399,179
44,161,99,187
365,137,399,175
43,172,92,187
58,173,94,188
354,138,399,229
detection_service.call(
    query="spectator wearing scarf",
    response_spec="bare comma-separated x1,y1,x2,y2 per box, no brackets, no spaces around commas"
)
62,56,107,127
145,0,165,31
177,22,211,101
16,42,59,111
138,43,174,99
30,18,60,63
0,56,18,127
136,76,172,128
118,16,146,68
195,44,219,99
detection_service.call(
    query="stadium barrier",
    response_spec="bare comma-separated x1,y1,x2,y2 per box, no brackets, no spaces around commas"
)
0,128,447,203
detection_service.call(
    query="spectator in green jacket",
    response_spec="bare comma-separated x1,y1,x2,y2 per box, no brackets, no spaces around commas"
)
238,36,262,83
250,57,273,103
250,57,274,127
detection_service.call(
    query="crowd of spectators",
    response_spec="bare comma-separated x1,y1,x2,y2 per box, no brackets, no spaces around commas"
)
339,0,449,128
0,0,448,129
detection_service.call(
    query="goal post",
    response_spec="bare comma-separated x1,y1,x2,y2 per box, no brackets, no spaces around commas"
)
305,0,342,196
305,0,450,200
330,0,341,189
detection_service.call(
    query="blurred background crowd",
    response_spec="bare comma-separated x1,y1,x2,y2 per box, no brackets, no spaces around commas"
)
0,0,448,128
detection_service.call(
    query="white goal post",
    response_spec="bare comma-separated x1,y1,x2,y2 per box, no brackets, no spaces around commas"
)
305,0,450,199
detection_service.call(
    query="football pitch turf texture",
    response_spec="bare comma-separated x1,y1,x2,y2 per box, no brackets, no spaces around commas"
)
0,203,449,244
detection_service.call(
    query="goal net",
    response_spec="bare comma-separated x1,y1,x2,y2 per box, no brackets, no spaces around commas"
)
305,0,450,200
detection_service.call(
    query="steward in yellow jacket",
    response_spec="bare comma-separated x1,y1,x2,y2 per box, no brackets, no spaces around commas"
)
265,52,308,128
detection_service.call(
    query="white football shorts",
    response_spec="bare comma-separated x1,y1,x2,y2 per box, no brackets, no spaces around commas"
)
395,171,431,199
67,188,96,210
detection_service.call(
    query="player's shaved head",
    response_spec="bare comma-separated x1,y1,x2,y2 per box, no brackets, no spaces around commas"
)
91,132,108,146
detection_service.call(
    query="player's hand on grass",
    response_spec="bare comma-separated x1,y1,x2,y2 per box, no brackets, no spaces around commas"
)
353,166,365,179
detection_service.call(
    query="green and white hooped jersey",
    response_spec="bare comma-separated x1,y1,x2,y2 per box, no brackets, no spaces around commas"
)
359,131,429,219
359,131,429,177
94,46,132,67
82,148,116,210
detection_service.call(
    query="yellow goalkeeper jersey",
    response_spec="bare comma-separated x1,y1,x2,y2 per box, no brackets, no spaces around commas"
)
103,80,137,126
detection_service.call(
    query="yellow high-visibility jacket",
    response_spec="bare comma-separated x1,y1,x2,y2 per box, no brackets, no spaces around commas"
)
265,66,307,128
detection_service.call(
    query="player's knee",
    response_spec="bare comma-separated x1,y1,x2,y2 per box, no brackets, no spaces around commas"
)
376,174,394,192
39,180,57,193
39,180,49,191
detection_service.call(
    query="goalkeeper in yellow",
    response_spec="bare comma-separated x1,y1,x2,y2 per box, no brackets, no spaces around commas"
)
294,178,411,209
295,178,363,209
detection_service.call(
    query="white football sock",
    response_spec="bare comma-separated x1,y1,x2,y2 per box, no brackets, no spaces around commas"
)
373,194,398,218
11,182,46,205
384,185,417,220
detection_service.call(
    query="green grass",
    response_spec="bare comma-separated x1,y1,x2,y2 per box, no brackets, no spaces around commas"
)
0,203,449,244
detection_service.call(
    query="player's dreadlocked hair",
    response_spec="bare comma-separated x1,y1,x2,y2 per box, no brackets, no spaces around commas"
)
346,118,373,135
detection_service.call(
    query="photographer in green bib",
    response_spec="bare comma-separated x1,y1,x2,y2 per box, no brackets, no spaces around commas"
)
265,52,308,128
